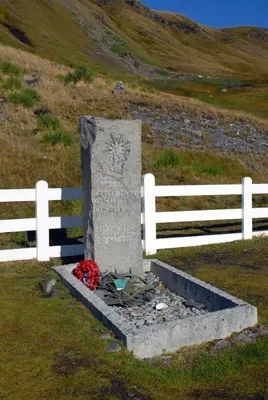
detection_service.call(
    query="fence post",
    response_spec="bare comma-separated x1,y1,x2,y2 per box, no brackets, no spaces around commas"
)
35,180,50,261
142,173,157,255
242,177,253,240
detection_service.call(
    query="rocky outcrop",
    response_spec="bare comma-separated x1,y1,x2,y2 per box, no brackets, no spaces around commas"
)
247,27,268,42
125,0,204,35
98,0,205,36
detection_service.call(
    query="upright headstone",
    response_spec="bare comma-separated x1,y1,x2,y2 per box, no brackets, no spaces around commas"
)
80,116,143,276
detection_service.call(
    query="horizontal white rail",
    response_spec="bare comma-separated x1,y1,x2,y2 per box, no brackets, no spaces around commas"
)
0,244,84,262
252,184,268,194
0,189,35,202
0,247,36,262
155,209,242,223
154,184,242,197
0,216,84,233
156,233,243,250
0,176,267,261
253,230,268,237
48,188,83,201
252,208,268,218
0,188,83,202
49,216,83,229
0,218,36,233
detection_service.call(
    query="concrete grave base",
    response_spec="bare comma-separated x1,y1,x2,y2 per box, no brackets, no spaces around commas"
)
53,259,258,359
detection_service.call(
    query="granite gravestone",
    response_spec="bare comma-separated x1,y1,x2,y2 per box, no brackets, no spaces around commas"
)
80,116,143,276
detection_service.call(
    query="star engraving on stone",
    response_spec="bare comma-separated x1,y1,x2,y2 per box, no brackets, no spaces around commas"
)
103,134,131,175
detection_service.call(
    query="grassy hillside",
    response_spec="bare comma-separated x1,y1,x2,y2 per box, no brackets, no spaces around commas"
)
0,45,267,253
1,0,268,79
1,0,268,119
0,44,267,192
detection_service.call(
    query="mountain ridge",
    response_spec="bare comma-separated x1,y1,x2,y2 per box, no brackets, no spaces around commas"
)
0,0,268,80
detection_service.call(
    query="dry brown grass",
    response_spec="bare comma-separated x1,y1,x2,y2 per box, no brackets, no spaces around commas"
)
1,45,268,127
0,44,267,198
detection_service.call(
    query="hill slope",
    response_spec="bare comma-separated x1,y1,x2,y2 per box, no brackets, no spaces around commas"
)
1,0,268,80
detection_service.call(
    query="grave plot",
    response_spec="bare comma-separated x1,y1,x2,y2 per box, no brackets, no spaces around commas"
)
54,259,257,359
53,116,257,359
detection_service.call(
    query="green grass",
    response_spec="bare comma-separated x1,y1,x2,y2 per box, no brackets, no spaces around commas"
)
0,60,21,75
8,88,41,108
193,163,225,176
1,75,22,90
0,238,267,399
64,66,93,84
146,146,251,186
154,149,182,169
37,114,61,131
110,44,129,58
42,131,73,146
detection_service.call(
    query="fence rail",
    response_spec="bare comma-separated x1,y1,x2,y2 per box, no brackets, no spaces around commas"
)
142,174,268,255
0,175,268,262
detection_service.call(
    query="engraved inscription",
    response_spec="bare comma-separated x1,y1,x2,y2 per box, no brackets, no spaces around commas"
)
97,224,138,244
94,190,140,205
94,190,140,214
95,207,123,214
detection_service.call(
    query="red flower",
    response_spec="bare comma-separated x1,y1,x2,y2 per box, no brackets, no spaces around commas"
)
73,259,100,290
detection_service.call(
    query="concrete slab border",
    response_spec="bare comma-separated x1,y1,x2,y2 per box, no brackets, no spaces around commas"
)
53,259,257,358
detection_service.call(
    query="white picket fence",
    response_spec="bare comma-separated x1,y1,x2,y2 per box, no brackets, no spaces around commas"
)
0,174,268,262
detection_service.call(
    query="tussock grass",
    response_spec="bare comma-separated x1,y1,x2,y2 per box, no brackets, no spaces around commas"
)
63,65,93,84
0,60,21,75
154,149,182,169
8,88,41,108
42,131,73,146
1,75,22,90
36,114,61,131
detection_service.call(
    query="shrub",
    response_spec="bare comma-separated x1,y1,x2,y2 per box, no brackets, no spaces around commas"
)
42,131,73,146
8,88,41,108
154,150,182,169
37,114,61,131
1,76,22,90
0,61,21,75
64,66,93,84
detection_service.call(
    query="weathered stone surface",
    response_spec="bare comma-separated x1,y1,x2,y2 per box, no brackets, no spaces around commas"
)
231,330,258,344
99,333,112,339
212,339,232,352
80,116,143,276
106,340,122,353
39,278,58,297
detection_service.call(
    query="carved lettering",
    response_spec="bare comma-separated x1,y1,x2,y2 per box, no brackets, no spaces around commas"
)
97,224,138,244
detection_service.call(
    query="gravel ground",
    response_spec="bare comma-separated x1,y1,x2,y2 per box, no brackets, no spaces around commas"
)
131,104,268,160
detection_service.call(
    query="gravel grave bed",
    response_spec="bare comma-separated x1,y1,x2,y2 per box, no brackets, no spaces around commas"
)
109,272,208,329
